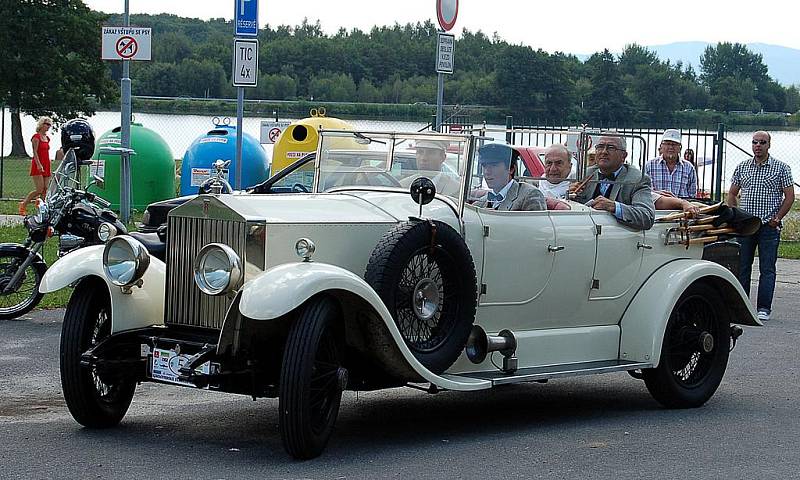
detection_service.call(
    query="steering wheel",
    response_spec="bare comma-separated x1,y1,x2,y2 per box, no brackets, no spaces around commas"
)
292,183,310,193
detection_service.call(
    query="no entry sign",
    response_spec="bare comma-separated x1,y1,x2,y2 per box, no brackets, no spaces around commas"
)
102,27,151,61
436,0,458,31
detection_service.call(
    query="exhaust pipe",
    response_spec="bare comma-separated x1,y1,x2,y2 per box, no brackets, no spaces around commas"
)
465,325,517,373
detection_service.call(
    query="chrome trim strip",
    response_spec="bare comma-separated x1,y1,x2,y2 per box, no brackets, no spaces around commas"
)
455,360,652,386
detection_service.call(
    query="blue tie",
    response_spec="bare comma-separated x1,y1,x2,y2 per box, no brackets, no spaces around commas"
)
488,192,504,202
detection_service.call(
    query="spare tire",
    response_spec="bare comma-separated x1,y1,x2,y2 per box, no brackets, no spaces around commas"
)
365,220,477,373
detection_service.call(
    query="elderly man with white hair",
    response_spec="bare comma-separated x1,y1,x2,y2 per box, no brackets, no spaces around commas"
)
539,144,574,199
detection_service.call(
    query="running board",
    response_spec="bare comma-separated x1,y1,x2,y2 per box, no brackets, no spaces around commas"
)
451,360,653,386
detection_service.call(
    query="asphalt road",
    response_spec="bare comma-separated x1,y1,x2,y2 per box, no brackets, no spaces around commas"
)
1,260,799,480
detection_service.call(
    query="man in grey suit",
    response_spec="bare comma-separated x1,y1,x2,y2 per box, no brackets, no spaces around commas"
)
573,135,655,230
473,143,546,211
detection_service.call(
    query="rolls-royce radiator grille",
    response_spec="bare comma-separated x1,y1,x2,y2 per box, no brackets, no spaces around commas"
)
165,216,246,329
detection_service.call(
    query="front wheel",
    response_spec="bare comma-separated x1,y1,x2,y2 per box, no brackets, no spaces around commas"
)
60,278,136,427
642,282,730,408
0,248,46,320
280,295,345,459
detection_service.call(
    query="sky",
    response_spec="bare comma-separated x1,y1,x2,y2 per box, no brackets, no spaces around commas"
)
85,0,800,54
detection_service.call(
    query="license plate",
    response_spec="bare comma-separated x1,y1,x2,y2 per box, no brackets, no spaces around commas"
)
150,347,211,387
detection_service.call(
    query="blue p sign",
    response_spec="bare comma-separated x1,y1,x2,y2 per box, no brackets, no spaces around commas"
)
235,0,258,37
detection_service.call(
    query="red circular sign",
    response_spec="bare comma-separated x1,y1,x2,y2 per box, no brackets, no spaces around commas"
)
116,36,138,59
268,127,282,143
436,0,458,31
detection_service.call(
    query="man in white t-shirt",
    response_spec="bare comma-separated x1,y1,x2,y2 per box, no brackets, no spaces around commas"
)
538,144,574,199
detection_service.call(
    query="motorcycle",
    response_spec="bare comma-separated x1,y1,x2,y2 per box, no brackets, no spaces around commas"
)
0,148,127,319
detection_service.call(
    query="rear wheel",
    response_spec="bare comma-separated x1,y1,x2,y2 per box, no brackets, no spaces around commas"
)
642,283,730,408
0,249,46,320
280,295,345,459
60,278,136,427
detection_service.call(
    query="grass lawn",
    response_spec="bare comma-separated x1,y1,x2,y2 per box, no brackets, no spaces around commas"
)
0,155,40,200
779,241,800,260
0,225,72,309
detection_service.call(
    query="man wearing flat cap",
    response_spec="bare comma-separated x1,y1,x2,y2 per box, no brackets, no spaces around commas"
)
645,128,697,198
407,139,460,197
572,135,655,230
473,143,546,211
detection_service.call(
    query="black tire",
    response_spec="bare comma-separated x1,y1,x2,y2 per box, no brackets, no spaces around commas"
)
365,220,477,374
0,250,46,320
280,295,344,460
642,282,730,408
60,278,136,427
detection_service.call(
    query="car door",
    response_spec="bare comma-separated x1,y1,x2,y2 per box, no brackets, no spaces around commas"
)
476,208,556,306
588,212,645,320
532,207,598,328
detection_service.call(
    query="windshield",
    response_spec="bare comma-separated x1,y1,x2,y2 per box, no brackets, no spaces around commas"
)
45,149,93,202
315,131,470,207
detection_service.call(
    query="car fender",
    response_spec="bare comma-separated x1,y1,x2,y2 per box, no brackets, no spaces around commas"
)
238,262,490,391
39,245,166,334
619,259,759,366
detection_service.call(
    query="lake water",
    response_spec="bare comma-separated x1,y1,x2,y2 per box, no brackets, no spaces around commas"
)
3,110,798,192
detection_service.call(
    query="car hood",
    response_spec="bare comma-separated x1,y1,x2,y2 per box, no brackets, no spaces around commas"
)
169,190,460,227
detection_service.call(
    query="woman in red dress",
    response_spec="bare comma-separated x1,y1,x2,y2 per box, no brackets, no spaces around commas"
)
20,116,53,215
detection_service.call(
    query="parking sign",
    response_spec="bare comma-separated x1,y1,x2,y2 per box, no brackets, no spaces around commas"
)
235,0,259,37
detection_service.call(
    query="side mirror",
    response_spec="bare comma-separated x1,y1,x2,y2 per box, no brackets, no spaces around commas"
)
410,177,436,206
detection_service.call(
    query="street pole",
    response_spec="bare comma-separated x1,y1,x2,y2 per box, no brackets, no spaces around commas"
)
120,0,132,223
435,72,444,132
235,86,244,190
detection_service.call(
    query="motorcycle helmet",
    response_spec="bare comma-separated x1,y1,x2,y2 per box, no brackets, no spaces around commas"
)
60,119,95,160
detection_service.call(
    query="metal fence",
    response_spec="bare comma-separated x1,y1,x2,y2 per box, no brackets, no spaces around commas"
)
2,104,798,203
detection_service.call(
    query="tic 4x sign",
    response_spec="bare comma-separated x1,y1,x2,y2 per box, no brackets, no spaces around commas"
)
232,38,259,87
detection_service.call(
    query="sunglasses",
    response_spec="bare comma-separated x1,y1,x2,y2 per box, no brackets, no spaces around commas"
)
752,140,768,145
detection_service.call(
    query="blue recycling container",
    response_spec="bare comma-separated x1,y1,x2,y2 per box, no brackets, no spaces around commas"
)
180,123,269,195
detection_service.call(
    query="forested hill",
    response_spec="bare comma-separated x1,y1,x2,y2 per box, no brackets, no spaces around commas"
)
107,13,800,124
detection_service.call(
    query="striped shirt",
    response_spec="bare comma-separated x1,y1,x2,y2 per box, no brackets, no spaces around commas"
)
645,156,697,198
731,155,794,223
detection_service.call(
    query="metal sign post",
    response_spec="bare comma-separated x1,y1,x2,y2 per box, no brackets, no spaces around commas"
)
434,0,457,132
233,0,259,191
120,0,132,223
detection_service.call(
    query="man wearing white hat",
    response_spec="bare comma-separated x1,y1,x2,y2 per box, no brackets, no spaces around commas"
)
645,129,697,198
405,139,460,197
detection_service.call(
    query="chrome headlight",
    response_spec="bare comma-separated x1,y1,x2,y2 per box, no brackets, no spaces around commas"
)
97,222,118,242
193,243,242,296
102,236,151,287
295,238,316,261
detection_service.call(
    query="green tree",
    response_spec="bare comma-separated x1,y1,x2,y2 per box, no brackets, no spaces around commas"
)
785,86,800,113
585,50,632,125
0,0,115,156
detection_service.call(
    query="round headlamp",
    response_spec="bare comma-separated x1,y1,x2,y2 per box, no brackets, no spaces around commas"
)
102,236,150,287
193,243,242,296
97,222,118,242
295,238,316,261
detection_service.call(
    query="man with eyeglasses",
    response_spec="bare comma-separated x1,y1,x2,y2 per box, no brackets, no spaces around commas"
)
727,131,794,321
572,135,655,230
645,129,697,198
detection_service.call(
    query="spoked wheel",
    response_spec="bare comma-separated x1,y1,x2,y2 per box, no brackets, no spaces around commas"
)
365,220,477,373
60,278,136,427
280,295,345,460
0,250,46,320
643,283,730,408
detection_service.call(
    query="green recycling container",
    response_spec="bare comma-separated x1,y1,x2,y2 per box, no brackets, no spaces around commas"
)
89,123,176,210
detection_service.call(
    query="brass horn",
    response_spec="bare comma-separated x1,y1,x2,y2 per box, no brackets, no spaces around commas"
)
465,325,517,372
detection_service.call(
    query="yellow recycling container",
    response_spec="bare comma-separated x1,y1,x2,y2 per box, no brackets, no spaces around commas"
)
272,109,358,175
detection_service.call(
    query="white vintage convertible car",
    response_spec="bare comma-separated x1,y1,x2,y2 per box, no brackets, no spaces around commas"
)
42,129,759,460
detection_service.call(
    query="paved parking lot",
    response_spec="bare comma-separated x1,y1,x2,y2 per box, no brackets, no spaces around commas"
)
1,260,798,479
